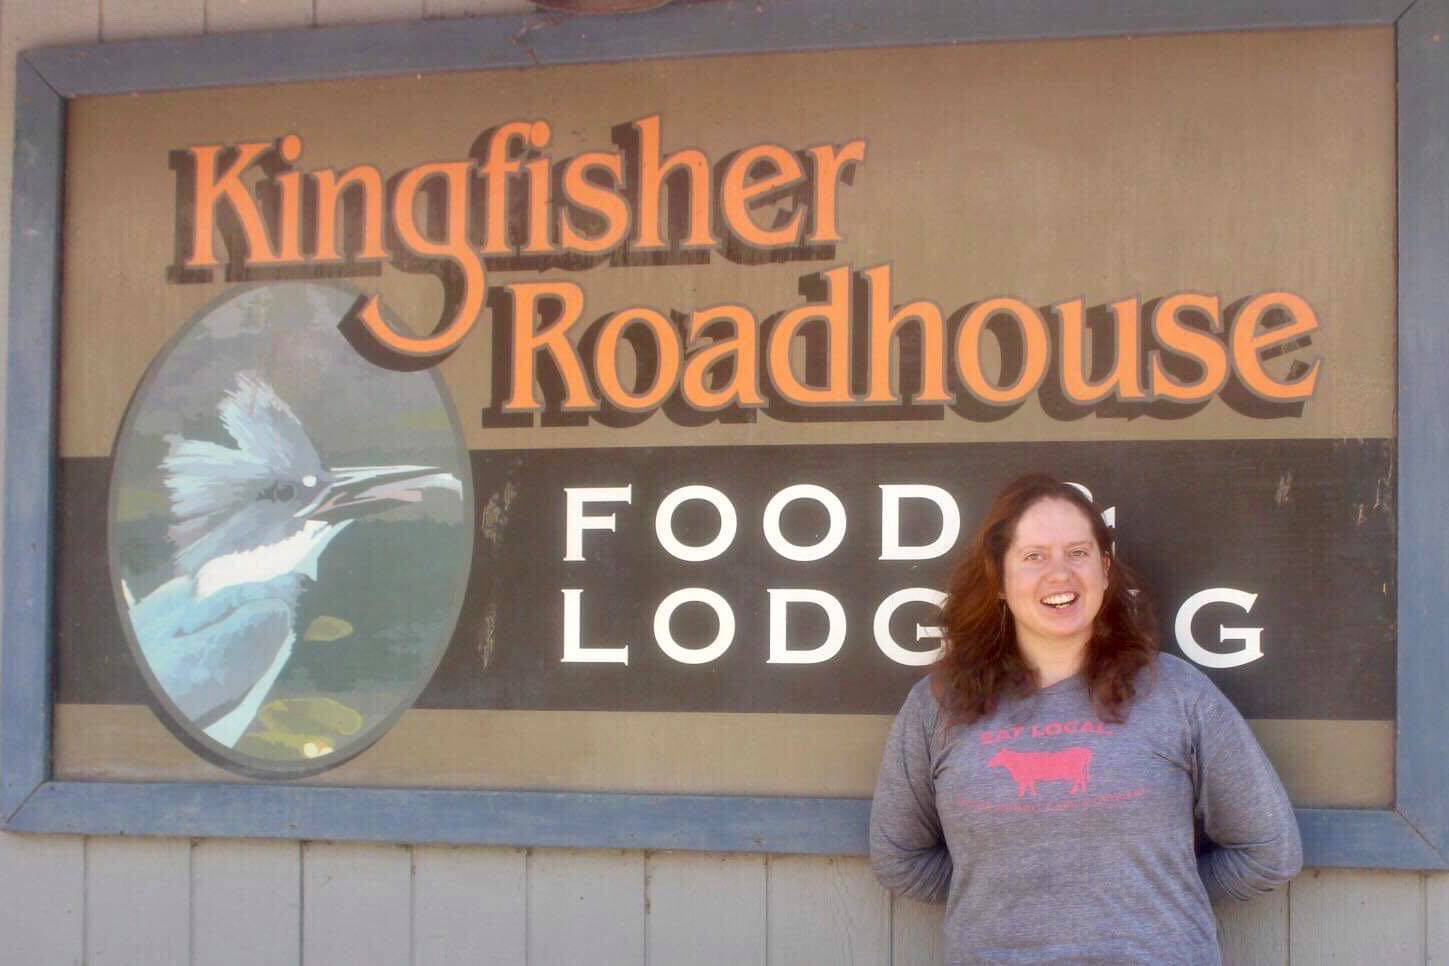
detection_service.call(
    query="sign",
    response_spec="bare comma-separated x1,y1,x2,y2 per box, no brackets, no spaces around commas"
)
5,2,1446,869
50,30,1396,795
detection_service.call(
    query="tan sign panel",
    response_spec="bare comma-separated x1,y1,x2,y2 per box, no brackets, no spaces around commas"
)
53,27,1395,803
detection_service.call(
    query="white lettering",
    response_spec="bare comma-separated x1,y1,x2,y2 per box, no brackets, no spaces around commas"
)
560,588,629,664
873,587,947,665
654,588,735,664
763,484,846,561
879,485,960,560
1065,480,1116,530
655,485,738,562
563,485,632,561
767,588,846,664
1174,587,1263,669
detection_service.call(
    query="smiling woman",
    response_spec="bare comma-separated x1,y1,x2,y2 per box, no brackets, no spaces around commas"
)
998,497,1110,687
934,476,1156,724
869,474,1302,965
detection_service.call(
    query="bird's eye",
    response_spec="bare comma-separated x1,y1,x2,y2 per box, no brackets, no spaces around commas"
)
261,482,296,502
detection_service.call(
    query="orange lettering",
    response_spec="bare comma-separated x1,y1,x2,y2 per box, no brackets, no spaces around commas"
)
720,143,806,248
479,120,534,256
805,140,866,243
184,140,278,267
1055,297,1146,404
766,266,854,405
631,114,717,250
1148,293,1228,402
681,304,766,409
955,297,1050,405
502,280,596,412
1230,292,1320,401
594,308,683,411
559,151,630,254
271,134,305,263
312,165,388,262
523,120,554,254
355,161,483,359
861,264,950,404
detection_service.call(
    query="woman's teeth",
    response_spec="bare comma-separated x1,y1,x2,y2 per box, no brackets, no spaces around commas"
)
1042,592,1078,609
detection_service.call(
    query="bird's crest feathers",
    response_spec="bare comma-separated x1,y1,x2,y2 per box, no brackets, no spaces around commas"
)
162,374,324,572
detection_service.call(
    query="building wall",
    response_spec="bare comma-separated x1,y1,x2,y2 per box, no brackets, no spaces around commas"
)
0,1,1444,962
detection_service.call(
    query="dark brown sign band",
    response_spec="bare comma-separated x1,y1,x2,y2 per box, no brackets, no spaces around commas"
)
59,436,1393,721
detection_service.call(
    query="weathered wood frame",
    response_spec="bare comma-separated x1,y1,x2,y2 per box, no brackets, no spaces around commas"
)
1,0,1444,867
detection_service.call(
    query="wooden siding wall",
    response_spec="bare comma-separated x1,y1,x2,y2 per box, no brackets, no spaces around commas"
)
0,0,1445,963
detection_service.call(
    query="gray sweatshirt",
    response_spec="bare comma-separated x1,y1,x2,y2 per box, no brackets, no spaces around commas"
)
869,653,1301,965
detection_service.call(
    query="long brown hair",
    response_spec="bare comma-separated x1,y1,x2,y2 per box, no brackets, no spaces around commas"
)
932,474,1157,725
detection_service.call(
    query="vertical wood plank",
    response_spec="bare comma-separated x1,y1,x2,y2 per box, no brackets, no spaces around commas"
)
0,833,84,965
101,0,206,40
86,837,190,966
646,852,766,966
891,895,945,966
1215,889,1289,966
1289,869,1425,964
1428,873,1449,965
413,846,526,966
192,839,300,966
204,0,312,31
527,849,644,965
767,855,890,966
302,842,411,966
0,0,101,77
316,0,422,24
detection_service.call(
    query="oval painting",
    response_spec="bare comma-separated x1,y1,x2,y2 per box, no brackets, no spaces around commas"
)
108,282,474,778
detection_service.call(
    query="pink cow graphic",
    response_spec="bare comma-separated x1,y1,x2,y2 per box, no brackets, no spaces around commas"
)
988,746,1094,797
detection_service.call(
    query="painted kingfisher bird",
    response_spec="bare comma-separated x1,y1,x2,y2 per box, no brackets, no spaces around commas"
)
125,372,461,748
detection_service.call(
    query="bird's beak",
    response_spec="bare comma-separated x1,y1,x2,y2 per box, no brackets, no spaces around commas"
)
308,464,463,521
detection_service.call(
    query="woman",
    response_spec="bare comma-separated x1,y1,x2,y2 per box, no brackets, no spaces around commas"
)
870,474,1301,965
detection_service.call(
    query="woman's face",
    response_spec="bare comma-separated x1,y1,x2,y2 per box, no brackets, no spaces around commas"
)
1001,497,1109,657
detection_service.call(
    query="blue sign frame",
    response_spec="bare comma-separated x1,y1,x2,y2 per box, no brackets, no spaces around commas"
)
3,0,1446,866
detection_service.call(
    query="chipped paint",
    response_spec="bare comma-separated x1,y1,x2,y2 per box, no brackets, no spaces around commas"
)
481,603,498,669
510,12,571,67
1373,460,1393,512
1275,469,1293,506
481,479,520,545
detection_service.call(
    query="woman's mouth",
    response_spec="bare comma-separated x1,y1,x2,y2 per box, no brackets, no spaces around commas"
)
1041,592,1078,610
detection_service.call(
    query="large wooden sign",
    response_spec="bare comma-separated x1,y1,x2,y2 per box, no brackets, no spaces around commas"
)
4,1,1447,869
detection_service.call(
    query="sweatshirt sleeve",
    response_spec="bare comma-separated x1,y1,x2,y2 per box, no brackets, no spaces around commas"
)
869,681,953,904
1186,668,1304,902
